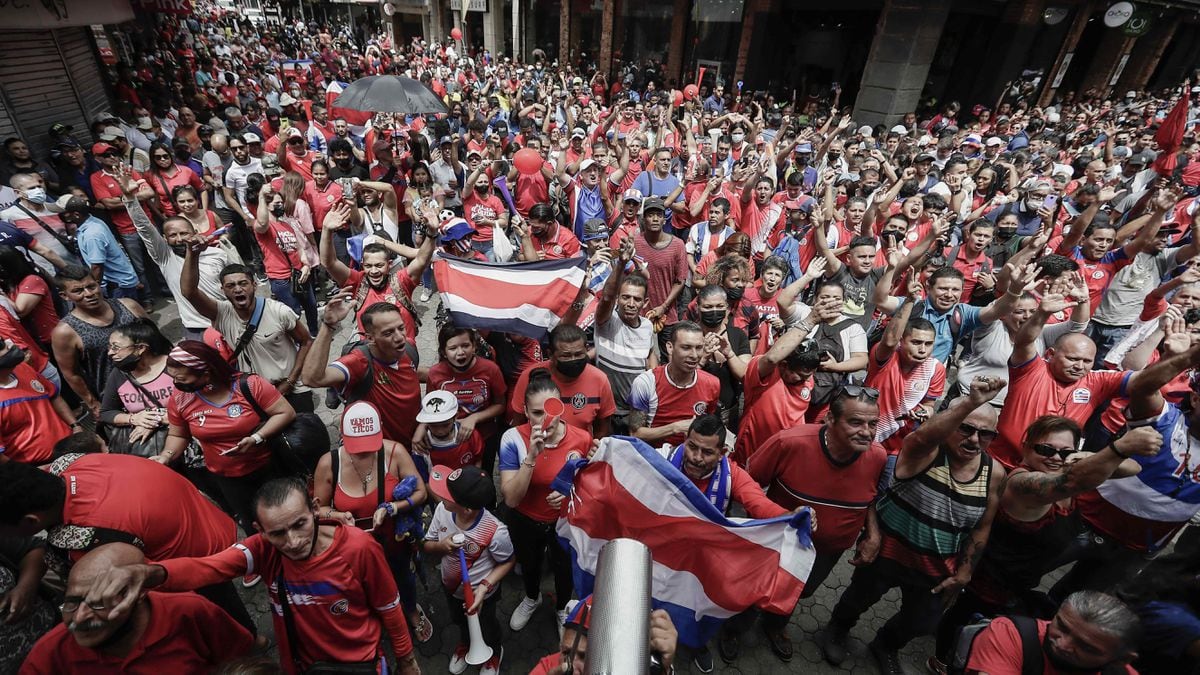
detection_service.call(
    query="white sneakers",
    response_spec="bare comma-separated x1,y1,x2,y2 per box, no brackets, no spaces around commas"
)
448,645,468,675
480,646,504,675
509,594,542,631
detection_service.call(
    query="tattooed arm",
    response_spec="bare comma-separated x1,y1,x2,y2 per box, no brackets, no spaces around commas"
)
932,458,1006,596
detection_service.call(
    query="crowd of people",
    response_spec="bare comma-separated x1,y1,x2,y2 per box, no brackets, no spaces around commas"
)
0,6,1198,675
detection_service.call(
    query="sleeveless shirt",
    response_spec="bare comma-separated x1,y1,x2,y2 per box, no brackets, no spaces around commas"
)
62,299,138,399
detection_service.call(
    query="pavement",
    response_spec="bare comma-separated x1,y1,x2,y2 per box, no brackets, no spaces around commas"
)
150,296,962,674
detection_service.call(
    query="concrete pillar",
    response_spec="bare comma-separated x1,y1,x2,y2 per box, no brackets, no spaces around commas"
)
666,0,689,85
430,0,445,41
512,0,523,62
733,0,766,86
599,0,614,79
483,1,506,56
852,0,952,127
966,0,1045,105
1038,1,1095,106
1118,17,1178,93
559,0,570,62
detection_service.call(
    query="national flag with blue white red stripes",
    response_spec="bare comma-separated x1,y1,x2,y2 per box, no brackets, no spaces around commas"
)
432,254,587,340
551,436,816,648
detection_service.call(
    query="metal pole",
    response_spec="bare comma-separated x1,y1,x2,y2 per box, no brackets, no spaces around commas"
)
585,539,652,675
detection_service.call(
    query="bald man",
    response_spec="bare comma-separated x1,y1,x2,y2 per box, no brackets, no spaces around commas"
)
19,543,253,674
821,377,1007,670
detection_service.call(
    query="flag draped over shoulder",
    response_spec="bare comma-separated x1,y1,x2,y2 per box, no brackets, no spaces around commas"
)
432,254,586,340
551,436,816,648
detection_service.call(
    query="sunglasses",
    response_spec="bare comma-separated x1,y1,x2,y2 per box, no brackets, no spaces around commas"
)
958,422,998,443
288,138,304,144
152,153,171,159
839,384,880,400
1032,443,1074,460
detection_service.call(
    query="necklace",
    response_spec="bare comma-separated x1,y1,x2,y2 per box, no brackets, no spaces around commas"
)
348,453,374,493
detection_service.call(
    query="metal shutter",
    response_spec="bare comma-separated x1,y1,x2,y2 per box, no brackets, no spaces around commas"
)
0,28,108,160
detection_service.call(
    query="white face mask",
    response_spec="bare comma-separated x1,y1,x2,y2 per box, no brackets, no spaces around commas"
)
22,187,46,203
731,133,745,143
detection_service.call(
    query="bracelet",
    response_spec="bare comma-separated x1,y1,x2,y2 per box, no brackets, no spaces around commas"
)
1107,441,1132,459
251,432,265,445
479,578,493,590
521,459,537,468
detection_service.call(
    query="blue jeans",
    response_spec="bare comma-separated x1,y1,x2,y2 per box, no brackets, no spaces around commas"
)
1086,321,1131,366
118,232,162,299
269,277,319,335
109,285,140,300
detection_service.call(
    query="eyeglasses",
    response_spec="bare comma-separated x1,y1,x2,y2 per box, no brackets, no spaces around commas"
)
958,422,998,443
106,342,135,353
838,384,880,400
60,596,113,615
288,138,304,145
229,144,245,150
1032,443,1074,460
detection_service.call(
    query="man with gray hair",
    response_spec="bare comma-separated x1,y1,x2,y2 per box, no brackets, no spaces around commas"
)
965,591,1140,675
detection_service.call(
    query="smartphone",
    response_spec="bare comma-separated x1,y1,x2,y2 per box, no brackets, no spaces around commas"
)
1043,195,1059,210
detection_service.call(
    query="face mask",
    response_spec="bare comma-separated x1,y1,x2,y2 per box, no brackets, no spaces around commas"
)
270,204,286,218
556,357,588,379
997,226,1018,238
170,243,189,257
1026,198,1041,211
22,187,46,203
699,309,726,327
173,379,204,393
731,133,745,143
725,287,745,303
112,351,141,372
0,347,26,370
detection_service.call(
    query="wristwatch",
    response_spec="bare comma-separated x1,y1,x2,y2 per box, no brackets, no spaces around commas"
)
251,432,266,445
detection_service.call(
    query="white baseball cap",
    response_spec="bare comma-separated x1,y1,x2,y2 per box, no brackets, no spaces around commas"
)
341,401,383,454
279,93,299,107
416,390,459,424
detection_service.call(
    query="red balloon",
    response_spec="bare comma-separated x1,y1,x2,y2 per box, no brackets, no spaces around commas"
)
673,90,684,106
514,148,542,175
684,84,699,101
451,27,463,40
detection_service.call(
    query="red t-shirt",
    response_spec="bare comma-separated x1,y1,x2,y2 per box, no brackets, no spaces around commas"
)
0,303,48,372
13,274,57,346
498,423,594,522
91,170,145,234
426,356,508,439
994,357,1130,468
0,362,65,463
159,525,411,673
280,149,317,181
345,268,418,344
509,361,616,432
147,166,204,217
333,349,421,444
965,617,1138,675
867,345,946,453
529,223,582,260
303,180,345,232
424,428,485,470
733,357,813,465
254,219,306,280
167,374,281,477
632,232,689,322
1068,246,1134,311
628,366,722,447
748,425,888,551
19,592,254,675
514,167,551,217
58,453,236,560
463,191,506,243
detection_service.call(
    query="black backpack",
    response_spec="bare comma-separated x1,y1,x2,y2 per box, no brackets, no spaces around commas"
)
949,614,1042,675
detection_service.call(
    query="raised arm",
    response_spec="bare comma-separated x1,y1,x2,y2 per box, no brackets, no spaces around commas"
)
300,293,354,390
594,237,634,327
319,201,355,285
1010,283,1072,366
874,280,919,364
179,233,219,321
896,376,1006,477
1126,327,1200,420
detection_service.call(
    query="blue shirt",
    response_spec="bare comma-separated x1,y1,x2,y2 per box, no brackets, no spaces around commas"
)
897,296,983,363
631,171,683,232
76,216,138,288
0,220,33,250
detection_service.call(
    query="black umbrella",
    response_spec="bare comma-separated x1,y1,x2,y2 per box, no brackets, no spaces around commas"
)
332,75,448,115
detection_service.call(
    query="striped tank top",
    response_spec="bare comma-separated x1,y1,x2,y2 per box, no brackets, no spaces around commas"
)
876,449,994,579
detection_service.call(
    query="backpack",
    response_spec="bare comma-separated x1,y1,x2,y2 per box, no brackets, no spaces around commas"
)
948,614,1042,675
771,233,804,287
323,342,375,410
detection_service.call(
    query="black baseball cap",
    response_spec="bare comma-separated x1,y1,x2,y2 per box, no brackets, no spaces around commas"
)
429,464,494,510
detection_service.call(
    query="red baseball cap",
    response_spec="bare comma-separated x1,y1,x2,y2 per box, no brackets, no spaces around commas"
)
91,142,117,156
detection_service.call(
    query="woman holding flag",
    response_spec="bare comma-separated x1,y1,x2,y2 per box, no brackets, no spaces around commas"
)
499,368,592,635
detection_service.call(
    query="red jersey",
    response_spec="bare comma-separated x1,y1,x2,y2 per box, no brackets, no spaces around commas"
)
748,425,888,551
423,427,485,470
303,180,345,232
159,525,412,674
167,374,281,477
280,149,317,181
462,190,505,243
0,362,64,463
867,345,946,454
19,592,253,675
529,223,582,260
91,170,146,234
994,356,1131,468
58,453,236,560
333,348,421,444
733,357,813,465
628,366,721,447
509,361,616,432
13,274,57,346
947,245,993,302
146,166,204,217
0,305,47,372
513,167,551,217
966,617,1137,675
498,423,594,522
1068,246,1134,310
254,219,306,280
345,268,418,344
740,283,781,328
426,356,508,439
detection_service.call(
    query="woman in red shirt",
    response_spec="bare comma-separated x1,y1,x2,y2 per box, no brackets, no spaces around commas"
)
158,341,296,536
303,158,345,236
145,141,205,217
172,184,223,237
252,181,319,334
499,369,593,631
313,400,431,642
0,248,58,349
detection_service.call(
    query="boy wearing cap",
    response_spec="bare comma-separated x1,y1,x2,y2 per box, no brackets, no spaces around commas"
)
423,465,512,675
411,390,485,479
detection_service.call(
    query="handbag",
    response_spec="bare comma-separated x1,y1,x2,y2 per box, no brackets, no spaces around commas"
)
276,569,379,674
105,373,169,458
237,375,319,478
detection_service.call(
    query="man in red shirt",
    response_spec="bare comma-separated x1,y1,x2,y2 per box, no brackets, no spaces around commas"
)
78,477,420,675
634,197,688,323
1054,191,1165,310
994,291,1134,468
517,202,583,261
304,299,422,445
628,322,721,447
21,542,253,674
276,128,317,181
0,341,74,463
607,188,643,247
965,591,1140,675
743,387,888,662
510,324,616,437
866,297,946,454
946,220,995,302
462,164,509,259
739,174,785,258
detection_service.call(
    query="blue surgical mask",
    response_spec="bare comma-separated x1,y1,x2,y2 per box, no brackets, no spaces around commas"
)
22,187,46,203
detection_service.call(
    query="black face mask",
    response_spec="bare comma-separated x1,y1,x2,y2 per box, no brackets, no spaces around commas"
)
170,243,189,257
556,357,588,379
699,309,726,327
725,287,745,303
0,347,26,370
173,379,204,393
270,204,286,218
112,351,142,372
997,227,1018,238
